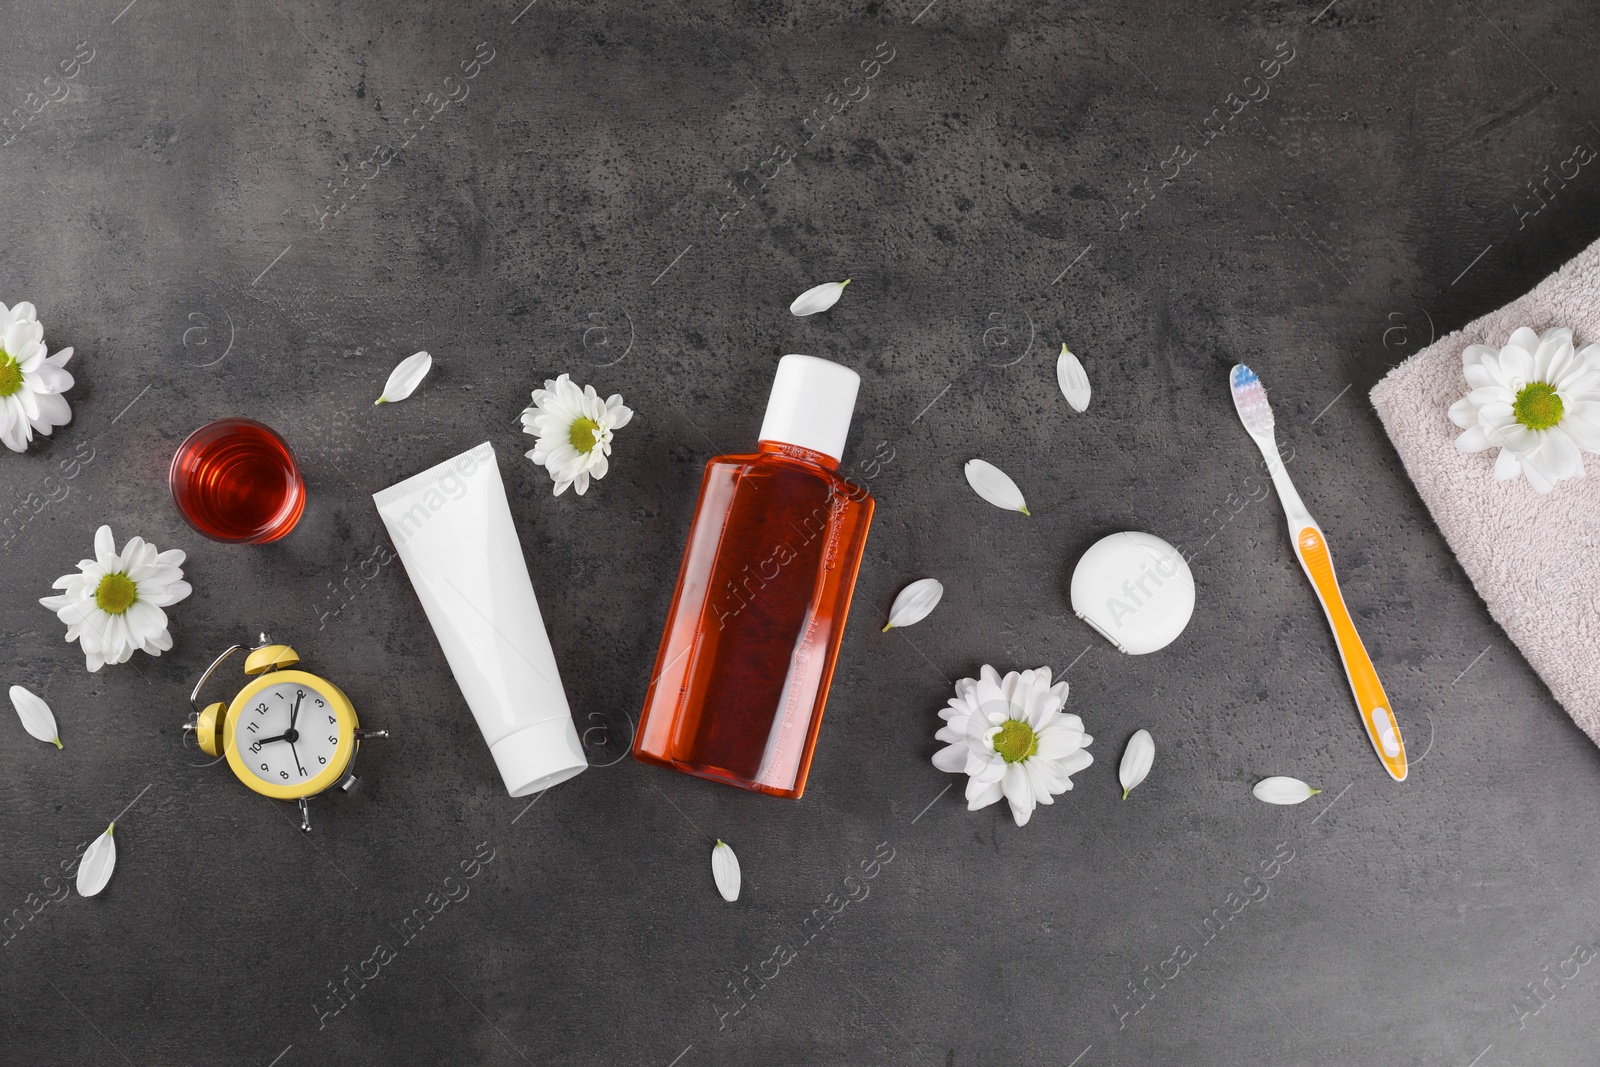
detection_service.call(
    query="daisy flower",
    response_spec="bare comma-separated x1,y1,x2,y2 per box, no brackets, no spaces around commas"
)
520,373,633,496
931,665,1094,826
39,526,192,672
0,301,75,453
1448,326,1600,493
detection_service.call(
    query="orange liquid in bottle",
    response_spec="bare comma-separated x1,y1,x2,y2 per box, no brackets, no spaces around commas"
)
634,441,874,797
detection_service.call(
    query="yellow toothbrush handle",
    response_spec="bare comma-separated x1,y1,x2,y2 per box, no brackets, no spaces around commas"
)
1293,526,1407,782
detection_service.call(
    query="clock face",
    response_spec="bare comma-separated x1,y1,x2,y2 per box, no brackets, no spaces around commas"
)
236,680,346,788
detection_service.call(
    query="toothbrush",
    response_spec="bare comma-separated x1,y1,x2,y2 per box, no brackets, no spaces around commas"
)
1228,364,1407,782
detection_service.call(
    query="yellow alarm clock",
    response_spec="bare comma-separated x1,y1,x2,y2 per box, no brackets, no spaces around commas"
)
184,633,387,832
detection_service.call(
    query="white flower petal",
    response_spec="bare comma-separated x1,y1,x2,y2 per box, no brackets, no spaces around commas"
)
1057,747,1093,777
964,459,1030,515
1448,396,1480,429
1454,424,1492,452
1035,724,1083,759
968,751,1006,783
93,525,116,564
29,363,73,393
375,350,432,404
1118,728,1154,799
1538,426,1583,479
1056,344,1091,412
1252,776,1321,805
932,742,969,772
10,684,62,748
1002,763,1036,826
1561,402,1600,451
965,775,1004,810
711,839,741,902
883,578,943,632
789,280,851,316
76,824,117,897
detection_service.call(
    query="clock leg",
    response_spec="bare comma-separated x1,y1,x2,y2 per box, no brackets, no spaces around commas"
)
297,797,312,833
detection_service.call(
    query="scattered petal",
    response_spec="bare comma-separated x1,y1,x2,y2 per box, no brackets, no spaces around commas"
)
883,578,944,632
1056,344,1091,412
9,685,62,748
374,350,432,405
1118,728,1154,799
964,459,1030,515
711,839,741,902
789,279,851,316
76,823,117,897
1252,776,1322,805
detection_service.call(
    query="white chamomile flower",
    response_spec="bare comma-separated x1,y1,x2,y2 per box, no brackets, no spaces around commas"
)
520,373,634,496
0,301,75,453
1448,326,1600,493
931,664,1093,827
39,525,192,673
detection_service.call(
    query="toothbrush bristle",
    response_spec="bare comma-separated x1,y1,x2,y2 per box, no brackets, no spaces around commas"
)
1229,363,1275,435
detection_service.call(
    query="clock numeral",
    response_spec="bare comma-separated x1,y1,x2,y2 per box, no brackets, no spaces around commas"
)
246,721,259,733
280,770,290,780
260,763,269,771
255,703,268,714
318,756,327,765
328,715,336,725
328,735,338,745
315,698,325,707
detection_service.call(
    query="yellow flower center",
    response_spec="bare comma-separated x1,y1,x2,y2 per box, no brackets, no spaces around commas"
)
95,573,138,615
1513,382,1564,431
0,352,21,398
568,416,601,454
992,718,1038,763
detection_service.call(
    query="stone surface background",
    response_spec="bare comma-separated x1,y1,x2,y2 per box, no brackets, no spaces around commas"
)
4,2,1600,1065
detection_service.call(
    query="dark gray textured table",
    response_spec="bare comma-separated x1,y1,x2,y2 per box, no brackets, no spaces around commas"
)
5,2,1600,1064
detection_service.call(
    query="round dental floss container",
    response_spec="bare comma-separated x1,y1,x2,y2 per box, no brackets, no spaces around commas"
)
1071,531,1195,655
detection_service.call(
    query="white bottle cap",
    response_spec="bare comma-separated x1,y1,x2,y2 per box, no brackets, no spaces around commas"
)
758,354,860,462
488,715,588,797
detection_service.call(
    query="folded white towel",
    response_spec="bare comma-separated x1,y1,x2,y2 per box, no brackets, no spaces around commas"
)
1371,238,1600,744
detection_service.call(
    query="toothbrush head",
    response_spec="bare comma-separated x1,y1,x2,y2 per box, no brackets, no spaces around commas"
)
1229,363,1275,438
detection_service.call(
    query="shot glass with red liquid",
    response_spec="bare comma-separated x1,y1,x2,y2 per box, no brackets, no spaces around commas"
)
170,419,306,544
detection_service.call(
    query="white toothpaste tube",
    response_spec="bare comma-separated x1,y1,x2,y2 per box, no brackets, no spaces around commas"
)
373,441,586,797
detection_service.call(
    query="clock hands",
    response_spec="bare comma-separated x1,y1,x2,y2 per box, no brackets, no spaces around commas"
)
249,730,306,777
286,690,307,776
253,690,309,775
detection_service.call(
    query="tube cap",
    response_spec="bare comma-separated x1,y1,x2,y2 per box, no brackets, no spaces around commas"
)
488,716,588,797
757,354,860,462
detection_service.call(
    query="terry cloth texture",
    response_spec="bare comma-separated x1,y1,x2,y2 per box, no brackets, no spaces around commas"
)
1371,237,1600,745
